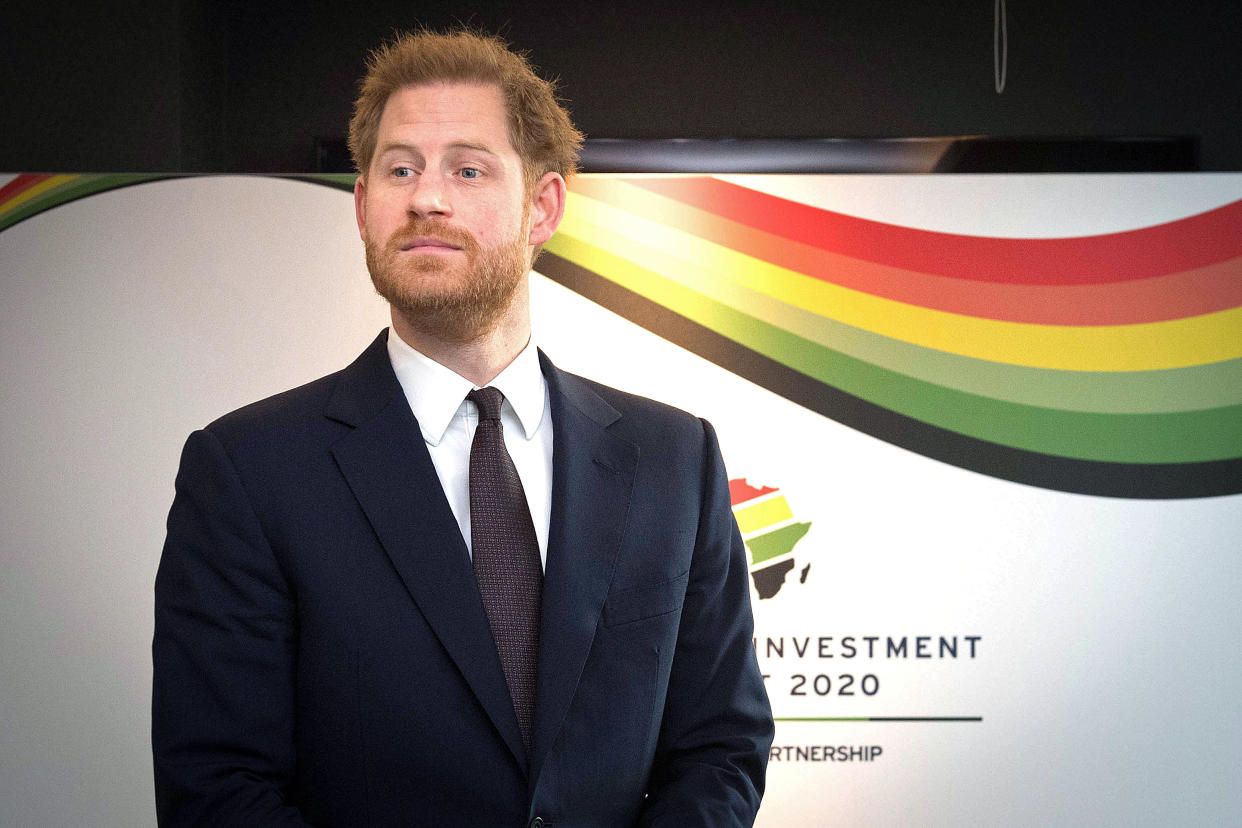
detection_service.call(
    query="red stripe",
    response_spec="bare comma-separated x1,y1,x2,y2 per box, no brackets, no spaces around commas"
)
622,177,1242,286
0,174,53,207
729,479,778,506
570,177,1242,324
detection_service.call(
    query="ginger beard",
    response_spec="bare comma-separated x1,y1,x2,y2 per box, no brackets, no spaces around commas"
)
365,212,531,345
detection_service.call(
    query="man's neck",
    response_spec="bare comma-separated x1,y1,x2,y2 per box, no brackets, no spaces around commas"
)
389,298,532,387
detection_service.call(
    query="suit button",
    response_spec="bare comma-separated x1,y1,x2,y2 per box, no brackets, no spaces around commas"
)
530,818,545,828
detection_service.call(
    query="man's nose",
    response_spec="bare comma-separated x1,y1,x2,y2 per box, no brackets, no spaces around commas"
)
407,171,451,217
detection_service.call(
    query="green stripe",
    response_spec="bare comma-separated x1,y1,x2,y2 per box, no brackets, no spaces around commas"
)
551,218,1242,414
546,233,1242,463
747,522,813,565
292,173,357,190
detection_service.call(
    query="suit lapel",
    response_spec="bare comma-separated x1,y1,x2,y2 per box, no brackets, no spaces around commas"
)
530,353,639,783
326,332,528,771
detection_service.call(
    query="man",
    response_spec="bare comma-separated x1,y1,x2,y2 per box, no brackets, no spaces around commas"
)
153,29,772,827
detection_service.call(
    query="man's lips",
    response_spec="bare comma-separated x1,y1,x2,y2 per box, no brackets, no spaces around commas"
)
399,236,463,253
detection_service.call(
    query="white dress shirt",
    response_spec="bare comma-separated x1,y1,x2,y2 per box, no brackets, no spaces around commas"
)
386,328,554,570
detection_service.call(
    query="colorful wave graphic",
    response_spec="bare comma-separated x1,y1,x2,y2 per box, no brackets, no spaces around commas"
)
730,479,813,600
0,173,356,233
6,172,1239,498
1,174,165,231
538,176,1242,499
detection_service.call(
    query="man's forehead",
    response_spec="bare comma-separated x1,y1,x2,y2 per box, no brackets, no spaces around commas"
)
372,82,515,156
380,82,507,125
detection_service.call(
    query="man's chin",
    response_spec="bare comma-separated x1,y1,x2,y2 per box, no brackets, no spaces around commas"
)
373,279,517,345
391,302,510,346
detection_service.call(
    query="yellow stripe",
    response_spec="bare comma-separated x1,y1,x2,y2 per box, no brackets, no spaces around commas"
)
560,191,1242,372
0,175,80,215
733,496,793,534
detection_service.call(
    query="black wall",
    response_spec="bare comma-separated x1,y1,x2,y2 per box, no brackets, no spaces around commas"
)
3,0,1239,172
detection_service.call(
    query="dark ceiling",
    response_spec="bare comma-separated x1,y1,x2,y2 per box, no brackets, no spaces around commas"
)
3,0,1239,172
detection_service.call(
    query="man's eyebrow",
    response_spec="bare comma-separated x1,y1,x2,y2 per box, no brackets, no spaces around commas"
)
374,141,501,159
446,141,501,158
374,141,424,161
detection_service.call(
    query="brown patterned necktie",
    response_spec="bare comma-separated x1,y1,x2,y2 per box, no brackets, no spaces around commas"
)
467,386,542,749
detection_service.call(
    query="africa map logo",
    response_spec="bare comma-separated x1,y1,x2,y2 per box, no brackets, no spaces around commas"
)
730,479,814,599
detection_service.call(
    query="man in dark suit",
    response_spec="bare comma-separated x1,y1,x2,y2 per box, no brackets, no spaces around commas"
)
153,29,772,826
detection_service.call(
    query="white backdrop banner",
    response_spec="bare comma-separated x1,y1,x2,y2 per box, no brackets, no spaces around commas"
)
2,173,1239,826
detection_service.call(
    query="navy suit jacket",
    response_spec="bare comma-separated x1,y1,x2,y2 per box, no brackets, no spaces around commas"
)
153,330,773,826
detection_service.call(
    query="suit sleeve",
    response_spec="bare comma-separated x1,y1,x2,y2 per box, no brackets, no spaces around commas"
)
638,419,775,827
152,429,311,826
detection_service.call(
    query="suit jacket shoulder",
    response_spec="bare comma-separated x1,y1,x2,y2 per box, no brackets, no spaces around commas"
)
539,355,708,451
205,370,342,443
201,331,401,460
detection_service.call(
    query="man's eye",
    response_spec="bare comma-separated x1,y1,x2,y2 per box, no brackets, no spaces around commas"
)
393,167,415,178
460,167,481,180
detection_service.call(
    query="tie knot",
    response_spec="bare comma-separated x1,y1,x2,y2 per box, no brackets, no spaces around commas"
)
468,386,505,421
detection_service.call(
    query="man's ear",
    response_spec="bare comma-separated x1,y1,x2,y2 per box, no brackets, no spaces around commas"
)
353,175,367,241
527,171,567,246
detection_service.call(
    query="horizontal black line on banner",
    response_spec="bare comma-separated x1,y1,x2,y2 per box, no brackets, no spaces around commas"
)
775,717,983,722
536,252,1242,500
305,137,1200,174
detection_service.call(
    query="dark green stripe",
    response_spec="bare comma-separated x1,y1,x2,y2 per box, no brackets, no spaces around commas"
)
286,173,356,191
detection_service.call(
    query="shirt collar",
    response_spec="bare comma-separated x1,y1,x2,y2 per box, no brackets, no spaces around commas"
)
485,338,547,442
386,328,547,446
